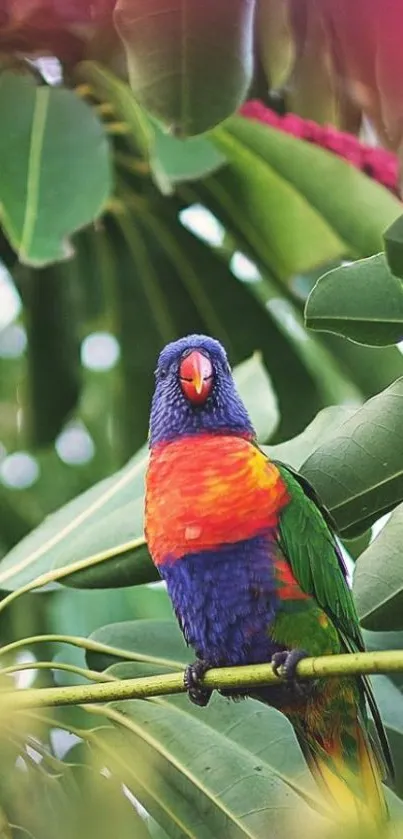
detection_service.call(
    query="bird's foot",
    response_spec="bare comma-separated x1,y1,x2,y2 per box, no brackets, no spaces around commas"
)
271,649,309,681
184,659,212,707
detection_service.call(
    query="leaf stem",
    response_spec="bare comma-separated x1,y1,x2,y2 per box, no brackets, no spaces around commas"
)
2,650,403,711
0,633,183,670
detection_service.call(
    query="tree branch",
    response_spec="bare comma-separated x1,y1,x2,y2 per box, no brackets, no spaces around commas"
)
1,650,403,711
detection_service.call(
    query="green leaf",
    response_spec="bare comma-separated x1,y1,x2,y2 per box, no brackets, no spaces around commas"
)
384,213,403,280
266,404,357,469
75,62,225,191
208,122,345,280
321,334,403,399
300,379,403,534
342,530,371,562
87,619,191,672
0,446,151,592
354,503,403,630
88,624,322,834
151,119,226,187
370,675,403,801
113,0,255,136
305,254,403,346
211,117,402,271
109,695,322,839
0,71,111,266
17,261,81,447
233,352,279,441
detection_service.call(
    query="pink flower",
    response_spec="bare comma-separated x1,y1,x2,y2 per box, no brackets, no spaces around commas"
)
241,100,399,195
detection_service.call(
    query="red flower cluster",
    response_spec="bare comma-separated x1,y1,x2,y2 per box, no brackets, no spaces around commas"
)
241,100,399,196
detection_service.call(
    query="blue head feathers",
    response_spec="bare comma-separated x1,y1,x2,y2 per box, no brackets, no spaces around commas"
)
149,334,255,446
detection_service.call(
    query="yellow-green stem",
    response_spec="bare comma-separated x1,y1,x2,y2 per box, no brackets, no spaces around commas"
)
1,650,403,711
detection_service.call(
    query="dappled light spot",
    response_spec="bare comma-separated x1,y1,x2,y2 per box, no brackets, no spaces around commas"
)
230,251,261,282
0,452,39,489
81,332,120,372
179,204,225,247
14,651,37,690
0,265,21,330
29,57,63,85
0,324,27,358
266,299,309,343
55,421,95,465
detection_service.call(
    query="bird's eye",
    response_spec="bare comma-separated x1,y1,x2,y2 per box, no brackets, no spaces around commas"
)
159,368,168,378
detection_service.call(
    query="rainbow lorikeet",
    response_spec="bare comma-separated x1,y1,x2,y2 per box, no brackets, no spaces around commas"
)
145,334,392,823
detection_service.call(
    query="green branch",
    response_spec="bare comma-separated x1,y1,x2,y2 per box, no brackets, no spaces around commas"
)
2,650,403,711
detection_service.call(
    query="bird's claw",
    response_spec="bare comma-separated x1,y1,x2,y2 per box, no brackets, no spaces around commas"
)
271,649,309,681
184,659,212,707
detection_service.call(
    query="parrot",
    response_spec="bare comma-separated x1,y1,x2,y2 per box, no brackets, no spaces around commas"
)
145,334,393,824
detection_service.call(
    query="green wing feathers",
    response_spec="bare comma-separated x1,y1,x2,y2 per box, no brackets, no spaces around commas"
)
273,462,394,805
275,462,361,646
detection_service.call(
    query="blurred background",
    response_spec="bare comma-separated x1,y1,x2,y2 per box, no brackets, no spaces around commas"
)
1,1,403,835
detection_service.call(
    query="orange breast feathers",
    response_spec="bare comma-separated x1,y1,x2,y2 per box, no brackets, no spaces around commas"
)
144,435,290,566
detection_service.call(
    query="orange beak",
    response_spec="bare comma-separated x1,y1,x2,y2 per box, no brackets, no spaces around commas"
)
179,350,213,405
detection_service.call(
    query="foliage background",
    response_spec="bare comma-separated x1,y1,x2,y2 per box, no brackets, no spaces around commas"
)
1,0,403,836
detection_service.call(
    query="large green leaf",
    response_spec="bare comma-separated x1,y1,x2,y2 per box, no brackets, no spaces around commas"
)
354,503,403,630
321,335,403,399
384,213,403,280
233,353,279,441
0,354,277,592
211,117,402,270
17,261,81,447
76,61,225,191
266,404,356,469
370,675,403,800
87,621,323,837
301,378,403,534
0,71,111,265
113,0,256,137
206,123,345,280
305,254,403,346
107,696,322,839
87,619,192,672
0,446,150,592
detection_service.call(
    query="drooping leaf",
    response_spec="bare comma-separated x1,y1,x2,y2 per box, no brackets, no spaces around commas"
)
370,675,403,800
321,334,403,399
87,622,323,835
75,61,226,191
113,0,256,137
384,213,403,281
256,0,294,90
0,445,150,592
208,120,345,279
300,378,403,534
305,254,403,346
354,502,403,630
108,695,322,839
0,71,111,265
233,352,279,441
266,404,356,469
17,261,81,447
210,116,402,274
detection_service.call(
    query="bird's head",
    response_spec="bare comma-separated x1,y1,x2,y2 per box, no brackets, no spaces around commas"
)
149,334,255,446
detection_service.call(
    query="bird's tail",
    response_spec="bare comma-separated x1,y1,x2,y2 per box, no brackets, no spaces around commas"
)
298,721,389,827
